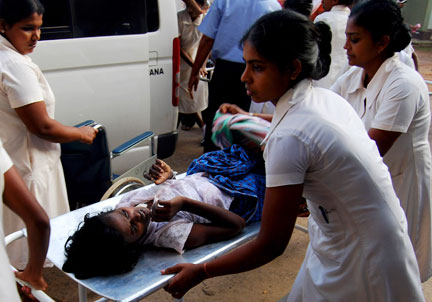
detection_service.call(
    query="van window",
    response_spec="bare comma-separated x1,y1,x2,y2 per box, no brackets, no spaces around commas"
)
39,0,160,40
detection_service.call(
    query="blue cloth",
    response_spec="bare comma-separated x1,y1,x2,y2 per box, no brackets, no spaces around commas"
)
198,0,281,63
187,144,265,222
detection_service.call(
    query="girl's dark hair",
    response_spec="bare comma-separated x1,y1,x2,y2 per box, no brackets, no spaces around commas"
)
350,0,411,54
62,211,144,279
0,0,44,26
283,0,313,17
241,10,332,83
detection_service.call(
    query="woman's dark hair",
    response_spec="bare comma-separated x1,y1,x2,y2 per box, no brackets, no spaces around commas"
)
240,10,332,83
0,0,44,26
349,0,411,55
62,211,144,279
283,0,313,17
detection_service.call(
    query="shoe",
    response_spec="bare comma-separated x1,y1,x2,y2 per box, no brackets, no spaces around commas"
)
181,125,192,131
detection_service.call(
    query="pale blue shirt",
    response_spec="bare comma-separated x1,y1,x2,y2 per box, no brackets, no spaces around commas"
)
198,0,281,63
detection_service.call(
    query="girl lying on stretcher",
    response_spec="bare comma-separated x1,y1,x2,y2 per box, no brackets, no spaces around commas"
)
62,113,270,279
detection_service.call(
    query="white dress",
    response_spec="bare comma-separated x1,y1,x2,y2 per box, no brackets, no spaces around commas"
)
263,79,423,301
331,54,432,282
178,9,208,114
118,172,233,253
313,5,350,89
0,141,21,302
0,36,69,268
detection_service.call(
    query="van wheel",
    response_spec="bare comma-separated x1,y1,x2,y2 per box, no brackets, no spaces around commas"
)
100,177,145,200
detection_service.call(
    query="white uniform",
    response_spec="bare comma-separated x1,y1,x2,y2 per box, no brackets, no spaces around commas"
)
313,5,350,89
178,9,208,114
0,141,21,302
263,79,423,301
331,55,432,282
0,36,69,268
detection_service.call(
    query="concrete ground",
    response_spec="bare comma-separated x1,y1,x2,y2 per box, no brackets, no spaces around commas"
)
42,45,432,301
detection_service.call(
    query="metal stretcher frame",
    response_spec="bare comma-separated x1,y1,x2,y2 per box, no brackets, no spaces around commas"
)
6,174,308,302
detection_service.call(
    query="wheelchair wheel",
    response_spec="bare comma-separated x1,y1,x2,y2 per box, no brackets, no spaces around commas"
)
100,177,145,200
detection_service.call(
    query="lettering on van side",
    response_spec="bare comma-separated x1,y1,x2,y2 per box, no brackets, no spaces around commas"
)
150,68,164,76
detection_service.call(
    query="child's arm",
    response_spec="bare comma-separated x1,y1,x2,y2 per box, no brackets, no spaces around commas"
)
3,165,50,291
145,159,174,184
152,196,245,248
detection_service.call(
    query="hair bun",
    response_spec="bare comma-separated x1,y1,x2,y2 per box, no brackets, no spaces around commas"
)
392,23,411,52
312,21,332,80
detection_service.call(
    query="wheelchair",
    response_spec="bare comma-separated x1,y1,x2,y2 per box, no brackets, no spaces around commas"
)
60,120,158,209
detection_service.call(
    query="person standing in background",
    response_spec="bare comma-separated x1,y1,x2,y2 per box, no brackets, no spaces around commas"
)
178,0,208,132
0,0,97,269
188,0,281,153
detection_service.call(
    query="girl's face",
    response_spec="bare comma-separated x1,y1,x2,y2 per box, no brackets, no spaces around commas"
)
344,17,387,70
2,13,42,55
105,206,152,243
241,41,292,103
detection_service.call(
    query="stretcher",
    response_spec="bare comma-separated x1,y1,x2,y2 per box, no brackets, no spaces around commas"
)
6,174,308,302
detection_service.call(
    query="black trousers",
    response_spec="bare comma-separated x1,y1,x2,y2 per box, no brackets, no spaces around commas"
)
202,59,251,153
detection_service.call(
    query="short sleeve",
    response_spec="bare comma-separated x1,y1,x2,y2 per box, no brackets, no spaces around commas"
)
371,78,417,133
0,140,13,176
1,61,44,108
264,132,309,187
197,0,222,39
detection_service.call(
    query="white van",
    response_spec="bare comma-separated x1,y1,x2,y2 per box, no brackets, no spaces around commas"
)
32,0,180,168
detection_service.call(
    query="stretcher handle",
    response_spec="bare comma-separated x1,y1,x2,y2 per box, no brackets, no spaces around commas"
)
5,230,55,302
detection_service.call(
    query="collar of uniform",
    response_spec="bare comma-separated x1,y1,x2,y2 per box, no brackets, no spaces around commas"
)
346,66,366,94
0,35,32,62
262,79,312,145
331,5,351,13
365,54,399,108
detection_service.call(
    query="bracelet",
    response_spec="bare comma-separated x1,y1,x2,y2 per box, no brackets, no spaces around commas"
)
248,112,255,117
203,262,212,278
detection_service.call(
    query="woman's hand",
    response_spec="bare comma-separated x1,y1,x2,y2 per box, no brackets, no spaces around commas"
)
79,126,98,144
161,263,207,299
145,159,173,184
15,270,48,291
151,196,185,222
219,103,248,115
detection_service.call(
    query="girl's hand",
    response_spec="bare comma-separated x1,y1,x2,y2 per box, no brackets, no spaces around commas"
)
219,103,248,115
145,159,173,184
79,126,98,144
161,263,207,299
15,270,48,291
151,196,185,221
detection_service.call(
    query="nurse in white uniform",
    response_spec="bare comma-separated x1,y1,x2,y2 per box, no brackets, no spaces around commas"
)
0,0,97,268
159,10,424,301
0,139,50,301
331,0,432,282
